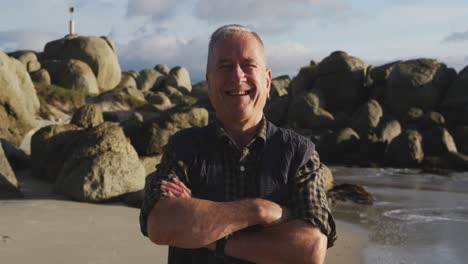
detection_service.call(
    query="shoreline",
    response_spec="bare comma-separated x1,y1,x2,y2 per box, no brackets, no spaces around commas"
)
0,170,367,264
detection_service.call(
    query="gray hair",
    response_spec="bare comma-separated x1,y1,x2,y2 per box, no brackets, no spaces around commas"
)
207,24,267,70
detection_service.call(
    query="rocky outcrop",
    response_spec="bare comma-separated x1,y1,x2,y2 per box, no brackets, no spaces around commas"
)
387,130,424,166
30,68,51,85
453,126,468,155
270,75,290,98
136,68,165,92
288,91,334,130
327,183,374,205
70,104,104,128
31,124,82,182
0,143,22,198
314,51,368,112
441,65,468,125
165,66,192,94
129,107,209,155
0,51,40,146
351,99,383,137
42,59,99,95
43,35,121,91
422,127,457,156
55,123,146,202
385,59,456,116
154,64,170,75
8,51,41,73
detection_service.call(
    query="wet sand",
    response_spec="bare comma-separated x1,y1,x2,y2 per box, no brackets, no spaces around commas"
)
0,170,367,264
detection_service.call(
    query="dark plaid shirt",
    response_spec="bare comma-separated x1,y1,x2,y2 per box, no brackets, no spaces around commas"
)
140,118,337,262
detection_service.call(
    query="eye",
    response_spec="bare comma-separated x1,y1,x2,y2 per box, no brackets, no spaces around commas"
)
218,64,233,70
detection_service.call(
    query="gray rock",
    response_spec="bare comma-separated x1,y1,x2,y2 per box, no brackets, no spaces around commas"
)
387,130,424,166
42,59,99,95
166,66,192,94
422,127,457,156
55,122,146,202
0,143,22,198
43,35,122,91
136,68,165,92
30,68,51,85
351,100,383,137
0,51,40,146
71,104,104,128
270,75,290,98
314,51,368,112
385,59,456,116
130,107,209,155
453,126,468,155
31,124,82,182
154,64,170,75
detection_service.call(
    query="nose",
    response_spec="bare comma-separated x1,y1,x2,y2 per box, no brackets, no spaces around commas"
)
231,64,246,83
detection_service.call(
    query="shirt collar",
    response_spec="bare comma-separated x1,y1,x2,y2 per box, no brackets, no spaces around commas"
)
214,116,267,148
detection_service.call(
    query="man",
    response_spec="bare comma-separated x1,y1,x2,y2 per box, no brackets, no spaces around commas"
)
140,24,336,264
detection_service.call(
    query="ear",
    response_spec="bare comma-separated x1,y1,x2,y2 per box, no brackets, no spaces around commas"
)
266,68,272,99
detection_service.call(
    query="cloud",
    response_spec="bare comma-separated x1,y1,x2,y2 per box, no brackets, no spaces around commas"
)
118,32,209,82
126,0,184,21
443,29,468,43
0,31,62,52
266,41,316,78
194,0,350,33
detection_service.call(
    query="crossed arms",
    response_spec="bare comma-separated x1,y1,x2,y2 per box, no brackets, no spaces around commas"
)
145,178,328,264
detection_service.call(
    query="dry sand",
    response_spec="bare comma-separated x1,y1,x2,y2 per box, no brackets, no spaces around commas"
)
0,170,367,264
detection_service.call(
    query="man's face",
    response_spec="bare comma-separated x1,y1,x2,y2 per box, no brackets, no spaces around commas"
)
206,33,272,126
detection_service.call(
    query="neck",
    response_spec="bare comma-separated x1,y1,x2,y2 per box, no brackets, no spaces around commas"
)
220,115,263,148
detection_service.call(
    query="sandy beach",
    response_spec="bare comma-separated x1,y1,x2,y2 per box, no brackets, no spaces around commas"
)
0,170,367,264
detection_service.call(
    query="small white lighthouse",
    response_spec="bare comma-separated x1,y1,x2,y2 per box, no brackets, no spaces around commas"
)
69,6,75,35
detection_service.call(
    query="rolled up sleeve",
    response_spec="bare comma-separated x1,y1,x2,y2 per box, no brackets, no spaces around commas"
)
288,150,337,247
139,143,189,237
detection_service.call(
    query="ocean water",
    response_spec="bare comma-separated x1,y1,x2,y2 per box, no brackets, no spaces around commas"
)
331,166,468,264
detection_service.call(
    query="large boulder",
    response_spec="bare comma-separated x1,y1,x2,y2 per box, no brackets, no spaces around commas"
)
191,81,212,110
30,68,51,85
1,138,30,170
422,127,457,156
0,51,40,146
387,130,424,166
43,35,121,91
154,64,170,75
129,107,209,156
70,104,104,128
378,119,402,145
55,122,146,202
0,143,22,198
42,59,99,95
116,71,138,91
351,99,383,137
314,51,368,112
440,65,468,125
453,126,468,155
270,75,290,99
166,66,192,94
8,50,41,73
385,59,456,116
31,124,82,182
137,68,165,92
287,91,334,130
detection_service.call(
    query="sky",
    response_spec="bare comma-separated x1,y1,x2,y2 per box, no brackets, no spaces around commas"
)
0,0,467,83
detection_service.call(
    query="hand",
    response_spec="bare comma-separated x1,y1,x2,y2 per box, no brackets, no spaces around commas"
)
255,199,291,227
161,177,192,198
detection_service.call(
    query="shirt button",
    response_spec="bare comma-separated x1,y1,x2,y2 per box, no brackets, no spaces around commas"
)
240,165,245,172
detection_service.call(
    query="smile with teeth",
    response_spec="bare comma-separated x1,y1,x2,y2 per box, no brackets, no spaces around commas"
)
226,90,251,96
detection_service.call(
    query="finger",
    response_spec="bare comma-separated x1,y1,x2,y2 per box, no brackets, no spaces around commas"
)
164,181,186,194
166,190,175,198
172,178,192,195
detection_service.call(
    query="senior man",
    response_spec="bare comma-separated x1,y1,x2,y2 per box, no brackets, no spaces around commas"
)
140,24,336,264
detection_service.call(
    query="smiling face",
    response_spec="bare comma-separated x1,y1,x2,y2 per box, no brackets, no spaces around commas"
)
206,32,272,128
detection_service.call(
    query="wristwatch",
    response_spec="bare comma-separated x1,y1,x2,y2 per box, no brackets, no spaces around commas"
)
214,233,233,259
